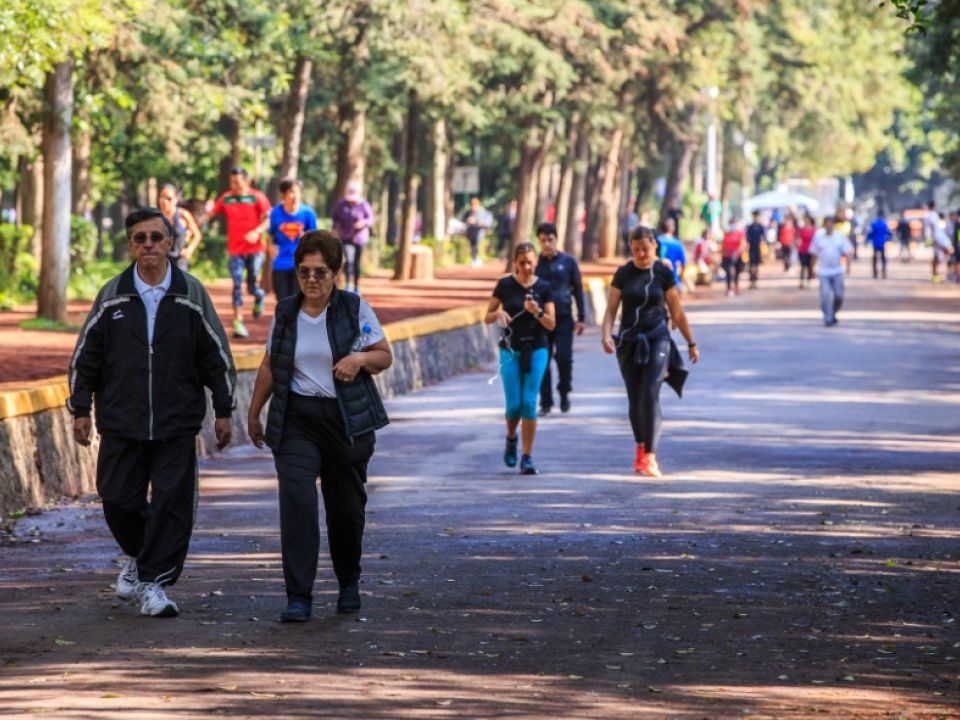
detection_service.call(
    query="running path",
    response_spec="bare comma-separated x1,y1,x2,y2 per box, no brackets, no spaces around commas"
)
1,256,958,717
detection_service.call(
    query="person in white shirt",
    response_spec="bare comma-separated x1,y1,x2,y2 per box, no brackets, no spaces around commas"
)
247,230,392,622
924,201,953,283
810,215,854,326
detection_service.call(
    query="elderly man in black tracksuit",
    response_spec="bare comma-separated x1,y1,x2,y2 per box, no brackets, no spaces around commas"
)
69,207,236,618
535,223,586,415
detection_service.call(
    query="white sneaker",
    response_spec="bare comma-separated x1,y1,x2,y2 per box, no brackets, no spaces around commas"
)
115,556,139,600
136,582,179,618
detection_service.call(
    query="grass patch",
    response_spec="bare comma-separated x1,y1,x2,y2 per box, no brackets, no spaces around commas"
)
19,318,81,332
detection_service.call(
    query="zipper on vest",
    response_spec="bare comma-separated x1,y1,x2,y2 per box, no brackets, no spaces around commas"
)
148,344,155,440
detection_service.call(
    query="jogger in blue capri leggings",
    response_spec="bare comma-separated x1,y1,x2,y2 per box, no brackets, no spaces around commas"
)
485,242,556,475
499,347,549,420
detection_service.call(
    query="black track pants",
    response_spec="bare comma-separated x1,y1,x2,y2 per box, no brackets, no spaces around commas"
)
273,394,374,605
540,314,575,409
96,435,198,586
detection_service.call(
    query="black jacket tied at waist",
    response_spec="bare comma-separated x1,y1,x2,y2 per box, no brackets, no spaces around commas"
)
616,320,688,398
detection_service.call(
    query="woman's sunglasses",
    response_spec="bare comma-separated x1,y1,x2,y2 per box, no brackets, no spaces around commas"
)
296,267,332,281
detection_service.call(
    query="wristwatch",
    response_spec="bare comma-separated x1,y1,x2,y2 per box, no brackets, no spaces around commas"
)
536,309,545,319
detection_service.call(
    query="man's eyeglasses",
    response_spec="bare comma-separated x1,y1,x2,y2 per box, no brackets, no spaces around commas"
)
130,231,170,245
296,267,332,281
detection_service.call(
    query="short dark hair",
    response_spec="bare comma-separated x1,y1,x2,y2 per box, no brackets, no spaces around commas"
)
294,230,343,273
279,177,300,194
513,241,537,259
630,226,655,243
230,167,248,178
125,207,174,237
536,222,557,238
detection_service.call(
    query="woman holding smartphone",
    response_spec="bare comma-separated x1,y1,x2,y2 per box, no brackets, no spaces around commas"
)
484,242,556,475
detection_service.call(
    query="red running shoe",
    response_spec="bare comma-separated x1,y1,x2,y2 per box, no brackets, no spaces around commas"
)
634,446,647,474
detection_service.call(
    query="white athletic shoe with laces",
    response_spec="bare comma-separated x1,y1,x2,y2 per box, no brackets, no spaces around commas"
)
115,556,139,601
136,582,179,618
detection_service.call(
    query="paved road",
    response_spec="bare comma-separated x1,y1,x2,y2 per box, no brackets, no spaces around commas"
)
1,256,958,718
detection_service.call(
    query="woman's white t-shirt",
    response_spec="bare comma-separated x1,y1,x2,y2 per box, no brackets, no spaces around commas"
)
266,299,385,398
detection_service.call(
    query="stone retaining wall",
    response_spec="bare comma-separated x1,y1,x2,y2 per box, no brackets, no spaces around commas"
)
0,306,498,519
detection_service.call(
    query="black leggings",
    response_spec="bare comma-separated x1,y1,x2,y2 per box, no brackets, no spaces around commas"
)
722,257,743,291
616,337,670,452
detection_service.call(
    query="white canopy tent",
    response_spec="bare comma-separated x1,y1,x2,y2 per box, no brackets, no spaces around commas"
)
746,190,820,212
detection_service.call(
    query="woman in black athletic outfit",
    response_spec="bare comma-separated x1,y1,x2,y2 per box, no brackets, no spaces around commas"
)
602,227,699,476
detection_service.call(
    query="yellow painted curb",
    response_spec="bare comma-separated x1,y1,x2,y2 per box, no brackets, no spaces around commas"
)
0,377,70,421
0,302,491,421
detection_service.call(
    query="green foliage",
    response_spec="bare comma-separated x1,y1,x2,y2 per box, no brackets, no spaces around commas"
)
69,216,99,270
0,252,39,310
0,223,32,276
68,260,125,301
18,317,81,332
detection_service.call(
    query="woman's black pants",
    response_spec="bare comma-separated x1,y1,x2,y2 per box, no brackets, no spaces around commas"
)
616,338,670,453
273,394,374,605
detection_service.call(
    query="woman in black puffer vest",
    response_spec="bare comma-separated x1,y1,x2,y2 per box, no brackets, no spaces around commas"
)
247,230,391,622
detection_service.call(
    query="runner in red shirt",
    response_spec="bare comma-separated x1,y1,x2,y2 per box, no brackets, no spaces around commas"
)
209,167,272,338
797,213,817,289
721,219,746,296
778,214,796,273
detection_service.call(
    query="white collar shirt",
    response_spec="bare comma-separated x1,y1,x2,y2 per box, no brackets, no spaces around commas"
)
133,261,172,343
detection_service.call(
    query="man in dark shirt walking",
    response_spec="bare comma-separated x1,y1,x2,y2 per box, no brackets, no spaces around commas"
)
535,223,586,415
745,210,766,289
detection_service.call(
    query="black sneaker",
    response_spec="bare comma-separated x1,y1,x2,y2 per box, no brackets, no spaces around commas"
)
279,600,311,623
559,395,571,413
336,582,361,614
520,454,538,475
538,406,552,417
504,435,518,467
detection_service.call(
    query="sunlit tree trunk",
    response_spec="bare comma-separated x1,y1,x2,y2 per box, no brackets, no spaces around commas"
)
394,92,419,281
278,54,313,181
335,99,366,201
38,60,74,324
424,116,447,240
661,138,697,226
597,128,624,259
72,127,91,217
565,118,589,260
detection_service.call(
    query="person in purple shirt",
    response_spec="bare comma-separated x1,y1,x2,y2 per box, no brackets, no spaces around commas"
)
331,180,374,293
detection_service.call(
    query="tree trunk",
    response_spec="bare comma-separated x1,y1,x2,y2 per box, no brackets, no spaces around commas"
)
72,127,92,217
38,60,74,324
583,156,604,262
394,92,419,281
278,54,313,181
511,116,556,254
385,131,404,246
423,116,447,240
535,157,552,225
334,100,367,201
554,119,578,249
217,114,242,194
597,128,625,259
565,118,589,260
660,138,697,225
20,154,43,259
